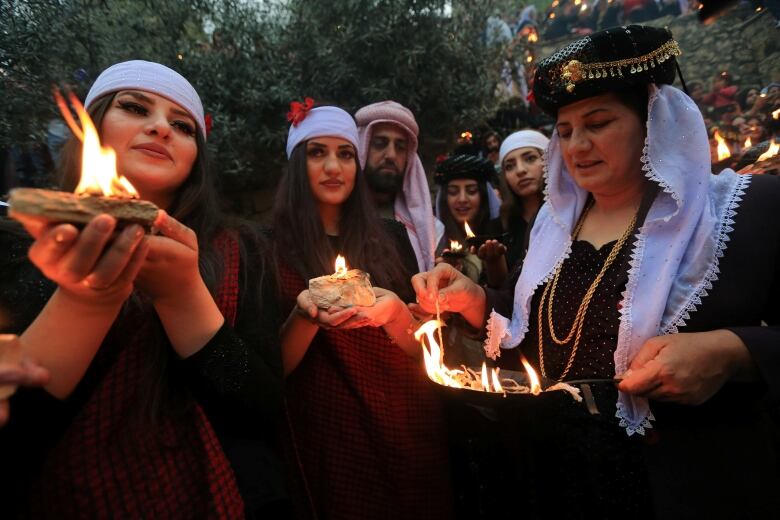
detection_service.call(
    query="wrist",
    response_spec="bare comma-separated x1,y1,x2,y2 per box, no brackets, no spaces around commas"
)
57,285,128,312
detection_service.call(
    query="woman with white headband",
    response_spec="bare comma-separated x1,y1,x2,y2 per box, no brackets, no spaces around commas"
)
0,60,285,517
273,101,451,519
498,129,549,272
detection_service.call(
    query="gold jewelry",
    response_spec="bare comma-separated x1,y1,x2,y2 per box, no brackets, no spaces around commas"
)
538,200,638,380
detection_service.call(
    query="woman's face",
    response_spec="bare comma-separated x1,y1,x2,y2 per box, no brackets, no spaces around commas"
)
305,137,357,209
100,90,198,208
740,118,765,142
446,179,481,225
556,92,646,197
503,146,544,199
745,88,759,108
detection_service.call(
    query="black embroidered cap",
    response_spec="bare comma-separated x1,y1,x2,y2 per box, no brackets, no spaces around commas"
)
532,25,681,115
434,154,495,185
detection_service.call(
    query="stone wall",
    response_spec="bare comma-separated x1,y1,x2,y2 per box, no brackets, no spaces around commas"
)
536,8,780,90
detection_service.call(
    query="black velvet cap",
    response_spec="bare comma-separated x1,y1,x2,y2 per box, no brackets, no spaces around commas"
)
434,154,494,185
532,25,680,115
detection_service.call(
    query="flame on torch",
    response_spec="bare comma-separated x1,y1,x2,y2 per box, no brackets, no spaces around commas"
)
713,130,731,161
757,139,779,162
53,89,138,198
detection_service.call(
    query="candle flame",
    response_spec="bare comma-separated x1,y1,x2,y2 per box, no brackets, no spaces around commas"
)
449,240,463,252
334,255,348,277
713,130,731,161
528,32,538,43
744,137,752,149
464,221,475,238
580,3,588,11
757,139,779,162
520,356,542,395
773,108,779,120
56,92,138,198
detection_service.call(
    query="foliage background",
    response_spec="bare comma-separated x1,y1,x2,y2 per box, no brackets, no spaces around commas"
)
1,0,506,200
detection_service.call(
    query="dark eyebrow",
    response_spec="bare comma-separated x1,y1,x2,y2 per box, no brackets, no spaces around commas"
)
557,107,611,128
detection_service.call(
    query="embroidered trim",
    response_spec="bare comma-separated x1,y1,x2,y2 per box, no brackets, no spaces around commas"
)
663,172,751,334
616,401,655,436
641,86,682,220
483,310,510,359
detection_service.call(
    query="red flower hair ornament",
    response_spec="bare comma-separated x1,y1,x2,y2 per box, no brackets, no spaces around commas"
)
287,97,315,127
204,113,213,137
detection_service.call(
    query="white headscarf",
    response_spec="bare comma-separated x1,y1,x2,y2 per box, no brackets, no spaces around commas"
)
286,106,359,160
484,84,751,435
499,130,550,165
85,60,207,140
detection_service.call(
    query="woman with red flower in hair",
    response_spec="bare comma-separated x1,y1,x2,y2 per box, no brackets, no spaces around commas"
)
271,102,452,519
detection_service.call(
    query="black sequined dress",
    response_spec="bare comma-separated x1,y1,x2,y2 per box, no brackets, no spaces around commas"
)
514,238,654,519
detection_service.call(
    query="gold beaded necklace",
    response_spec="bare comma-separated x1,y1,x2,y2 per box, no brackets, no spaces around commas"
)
537,199,638,381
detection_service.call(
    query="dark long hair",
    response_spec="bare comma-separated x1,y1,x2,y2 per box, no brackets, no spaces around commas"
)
273,140,410,295
437,180,491,244
56,93,269,426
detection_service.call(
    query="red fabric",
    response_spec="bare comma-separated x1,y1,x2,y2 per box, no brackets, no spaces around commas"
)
279,260,452,520
702,85,738,108
28,234,244,519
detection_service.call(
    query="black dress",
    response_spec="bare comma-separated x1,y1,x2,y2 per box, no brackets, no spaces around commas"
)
484,174,780,519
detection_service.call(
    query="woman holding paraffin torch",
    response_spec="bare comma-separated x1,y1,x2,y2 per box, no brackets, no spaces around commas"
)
0,61,286,517
412,26,780,518
273,102,451,519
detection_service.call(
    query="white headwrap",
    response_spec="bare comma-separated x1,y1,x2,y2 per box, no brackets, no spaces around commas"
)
485,84,751,435
356,101,436,272
85,60,207,140
286,106,359,160
499,130,550,165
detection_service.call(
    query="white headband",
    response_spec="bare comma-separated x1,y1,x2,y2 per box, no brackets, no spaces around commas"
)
499,130,550,165
286,106,359,160
84,60,206,140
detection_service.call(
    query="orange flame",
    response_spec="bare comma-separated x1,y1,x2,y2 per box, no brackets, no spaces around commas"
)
464,221,475,238
57,92,138,198
713,130,731,161
449,240,463,252
744,137,752,149
334,255,348,277
416,320,506,393
773,108,779,120
520,356,542,395
528,32,538,43
757,139,779,162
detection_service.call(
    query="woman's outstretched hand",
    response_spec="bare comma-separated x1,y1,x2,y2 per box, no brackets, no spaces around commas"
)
410,263,487,329
18,213,149,306
294,290,359,330
618,330,758,405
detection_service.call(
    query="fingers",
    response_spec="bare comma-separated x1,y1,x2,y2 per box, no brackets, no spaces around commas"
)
27,223,80,273
16,360,50,387
408,303,434,322
154,210,198,251
618,362,664,396
296,291,318,319
114,238,150,289
319,307,358,328
628,336,668,371
34,215,117,285
83,225,145,289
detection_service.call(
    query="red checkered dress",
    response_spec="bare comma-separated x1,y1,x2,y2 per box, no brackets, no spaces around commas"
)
25,234,245,519
279,260,453,520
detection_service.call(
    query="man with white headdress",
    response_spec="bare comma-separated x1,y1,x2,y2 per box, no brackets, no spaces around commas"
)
355,101,441,272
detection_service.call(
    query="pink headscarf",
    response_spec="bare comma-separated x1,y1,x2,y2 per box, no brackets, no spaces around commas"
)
355,101,436,272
